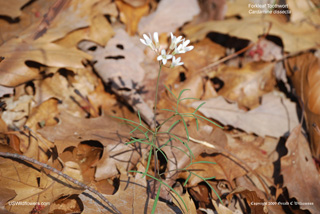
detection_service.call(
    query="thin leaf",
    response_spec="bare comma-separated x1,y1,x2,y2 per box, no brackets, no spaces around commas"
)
177,89,190,100
190,161,216,165
167,119,181,132
203,176,216,180
160,108,176,113
194,114,223,129
143,148,153,178
183,173,191,186
180,97,200,101
180,115,189,141
168,133,194,160
151,183,162,214
195,117,199,131
164,85,178,100
193,102,206,114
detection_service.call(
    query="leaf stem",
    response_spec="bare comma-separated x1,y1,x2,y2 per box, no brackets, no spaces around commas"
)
153,62,162,128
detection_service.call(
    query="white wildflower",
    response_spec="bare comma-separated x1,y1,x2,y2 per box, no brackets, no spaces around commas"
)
140,32,159,51
169,32,183,50
175,39,194,54
157,49,172,65
170,56,183,68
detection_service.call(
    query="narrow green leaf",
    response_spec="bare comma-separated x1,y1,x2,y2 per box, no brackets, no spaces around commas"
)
195,117,199,131
180,97,200,101
143,149,153,178
169,133,194,160
159,138,173,149
137,110,142,124
180,115,189,141
193,102,206,114
190,161,216,165
194,114,224,129
177,89,190,100
183,173,191,186
151,183,162,214
167,119,181,132
164,85,177,100
160,108,176,113
203,176,216,180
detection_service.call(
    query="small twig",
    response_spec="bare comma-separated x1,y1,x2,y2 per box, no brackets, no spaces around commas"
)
199,21,273,74
0,152,122,214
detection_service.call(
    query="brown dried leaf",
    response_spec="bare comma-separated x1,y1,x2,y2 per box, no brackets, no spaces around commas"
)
23,0,103,43
171,186,197,214
227,186,267,214
80,165,178,213
216,62,276,108
116,0,149,35
280,125,320,213
183,16,320,53
122,0,148,7
1,95,34,129
0,152,83,214
181,134,268,184
285,52,320,158
25,98,59,130
55,0,117,47
37,112,145,180
49,195,82,214
0,39,90,87
182,38,226,71
0,187,16,214
191,93,299,137
0,0,29,18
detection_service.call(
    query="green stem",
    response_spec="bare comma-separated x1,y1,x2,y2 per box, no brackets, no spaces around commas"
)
156,113,177,132
153,63,162,129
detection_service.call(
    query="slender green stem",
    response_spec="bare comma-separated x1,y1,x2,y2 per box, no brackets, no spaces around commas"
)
153,63,162,128
156,113,177,132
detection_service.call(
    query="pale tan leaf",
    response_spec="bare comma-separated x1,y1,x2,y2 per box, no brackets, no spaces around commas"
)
191,93,299,137
138,0,200,34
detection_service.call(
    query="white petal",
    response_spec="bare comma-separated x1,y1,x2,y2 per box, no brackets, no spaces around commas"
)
162,58,167,65
157,55,163,61
186,46,194,51
140,38,147,45
166,54,173,60
153,32,159,43
183,40,190,46
161,49,166,55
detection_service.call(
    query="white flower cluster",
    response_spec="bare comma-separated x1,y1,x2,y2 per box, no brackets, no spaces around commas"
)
140,32,194,68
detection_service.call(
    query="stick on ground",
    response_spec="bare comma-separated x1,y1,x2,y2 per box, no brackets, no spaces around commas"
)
0,152,122,214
